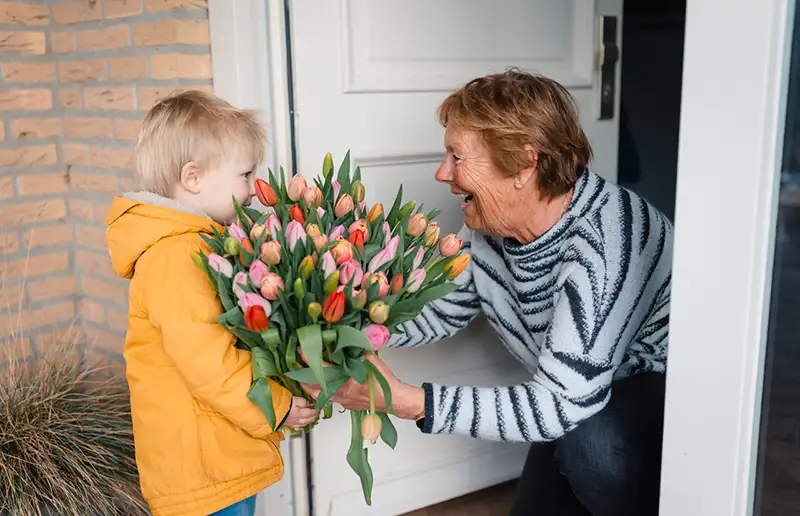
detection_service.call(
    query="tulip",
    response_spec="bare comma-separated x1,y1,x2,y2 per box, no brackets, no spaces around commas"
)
324,270,340,294
362,272,389,297
228,222,247,243
412,247,425,269
331,239,354,266
407,268,426,292
260,240,282,266
208,253,233,278
303,186,323,207
333,181,341,201
439,234,463,257
223,236,240,256
322,152,334,178
312,234,329,251
321,251,337,278
348,219,369,241
289,204,305,224
361,414,382,444
334,194,354,218
260,272,284,301
298,255,315,279
239,237,254,267
307,302,322,320
191,252,205,271
249,259,268,285
329,224,345,241
368,301,390,324
424,222,441,247
254,178,278,206
348,228,365,253
407,213,427,237
250,223,267,242
367,235,399,273
285,220,307,252
232,271,248,299
293,277,305,299
390,274,403,294
351,288,367,309
367,203,383,223
287,175,307,202
239,292,271,315
303,224,320,239
362,324,390,351
244,305,269,332
317,206,326,219
382,221,391,246
265,213,282,236
340,259,363,286
350,180,365,203
445,254,471,279
322,288,346,322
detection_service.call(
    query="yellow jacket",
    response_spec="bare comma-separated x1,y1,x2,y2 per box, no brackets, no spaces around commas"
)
105,194,292,516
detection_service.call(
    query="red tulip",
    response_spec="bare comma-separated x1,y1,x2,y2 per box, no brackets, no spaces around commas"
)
348,229,365,253
254,178,278,206
290,204,305,224
239,237,254,267
322,288,346,323
244,305,269,332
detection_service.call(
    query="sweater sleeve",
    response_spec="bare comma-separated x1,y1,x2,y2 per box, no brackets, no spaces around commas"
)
387,226,481,349
421,250,621,442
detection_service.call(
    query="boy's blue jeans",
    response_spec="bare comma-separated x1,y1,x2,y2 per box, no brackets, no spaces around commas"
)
210,495,256,516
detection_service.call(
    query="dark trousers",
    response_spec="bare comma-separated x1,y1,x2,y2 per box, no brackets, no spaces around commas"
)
509,372,666,516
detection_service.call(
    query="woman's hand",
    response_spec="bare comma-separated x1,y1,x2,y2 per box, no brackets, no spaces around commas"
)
282,396,320,429
299,353,425,420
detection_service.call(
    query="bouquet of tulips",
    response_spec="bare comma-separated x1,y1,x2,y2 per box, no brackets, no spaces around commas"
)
194,151,470,505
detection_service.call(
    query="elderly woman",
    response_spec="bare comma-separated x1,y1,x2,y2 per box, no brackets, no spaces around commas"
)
304,70,672,516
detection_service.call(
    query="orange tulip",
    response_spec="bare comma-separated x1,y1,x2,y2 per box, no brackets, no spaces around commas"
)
254,178,278,206
239,237,254,267
244,305,269,332
361,413,382,444
322,288,346,323
445,253,471,279
390,274,404,294
289,204,305,224
367,203,383,223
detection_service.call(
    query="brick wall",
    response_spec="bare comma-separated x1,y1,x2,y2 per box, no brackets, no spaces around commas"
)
0,0,214,365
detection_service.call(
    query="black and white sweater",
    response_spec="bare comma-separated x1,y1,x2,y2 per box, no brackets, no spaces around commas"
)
389,170,673,443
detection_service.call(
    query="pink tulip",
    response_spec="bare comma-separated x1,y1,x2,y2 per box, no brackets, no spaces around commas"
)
355,201,367,218
249,259,268,285
260,272,284,301
331,239,354,265
412,247,425,269
260,240,281,266
333,180,341,201
334,194,355,218
367,235,399,273
233,271,248,299
228,222,247,243
312,234,329,251
285,220,307,252
362,324,390,351
317,206,326,219
265,213,282,236
208,253,233,278
362,271,389,297
321,251,337,278
407,268,426,293
339,259,363,286
439,234,463,257
239,292,271,316
407,213,427,237
382,221,391,246
329,224,345,241
303,186,323,207
287,175,307,202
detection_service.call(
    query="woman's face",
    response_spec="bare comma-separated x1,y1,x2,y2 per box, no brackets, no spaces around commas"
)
435,125,521,236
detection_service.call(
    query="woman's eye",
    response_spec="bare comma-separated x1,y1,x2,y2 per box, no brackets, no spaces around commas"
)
453,155,463,165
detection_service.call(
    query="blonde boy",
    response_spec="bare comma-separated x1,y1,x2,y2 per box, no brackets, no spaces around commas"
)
105,91,318,516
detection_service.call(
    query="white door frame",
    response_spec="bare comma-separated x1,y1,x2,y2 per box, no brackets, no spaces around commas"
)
661,0,794,515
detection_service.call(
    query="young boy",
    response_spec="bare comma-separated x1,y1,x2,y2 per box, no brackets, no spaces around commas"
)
105,91,318,516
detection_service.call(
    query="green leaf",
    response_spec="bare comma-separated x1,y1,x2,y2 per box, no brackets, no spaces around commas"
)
251,346,279,378
284,365,345,384
378,412,398,449
347,410,374,506
232,196,253,234
343,356,368,384
386,184,404,227
285,334,299,370
197,252,219,290
228,326,262,349
199,233,224,255
314,374,349,410
243,206,263,224
334,325,373,354
336,150,352,197
215,272,236,312
362,243,381,264
248,377,276,429
365,360,393,413
296,325,327,392
217,306,242,326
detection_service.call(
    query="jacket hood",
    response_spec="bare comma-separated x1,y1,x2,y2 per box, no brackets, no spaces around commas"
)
105,192,223,279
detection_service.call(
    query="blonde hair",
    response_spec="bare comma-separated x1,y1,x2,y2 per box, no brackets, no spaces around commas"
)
135,90,267,196
437,69,592,199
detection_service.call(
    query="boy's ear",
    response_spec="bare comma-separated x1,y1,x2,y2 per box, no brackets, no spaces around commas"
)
179,161,203,194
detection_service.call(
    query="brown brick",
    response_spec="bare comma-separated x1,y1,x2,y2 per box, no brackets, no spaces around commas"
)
105,0,143,19
90,146,133,171
113,117,142,140
53,2,101,25
84,325,125,354
51,31,76,54
85,87,135,111
106,306,128,332
0,301,76,334
0,145,57,167
70,170,118,194
0,199,67,226
77,25,130,51
59,88,82,109
35,325,83,352
0,123,5,141
63,143,90,165
28,275,77,302
0,176,11,198
134,19,209,46
75,224,107,249
81,276,128,305
0,251,70,280
2,61,55,83
24,223,73,249
117,175,136,192
17,173,69,196
0,89,52,111
107,56,147,80
76,249,116,277
0,231,19,253
0,3,50,26
146,0,206,11
69,198,94,221
0,31,46,55
151,53,211,79
80,298,105,323
138,84,211,111
0,283,24,311
93,199,112,221
65,116,112,139
12,118,61,139
58,59,105,83
0,336,33,363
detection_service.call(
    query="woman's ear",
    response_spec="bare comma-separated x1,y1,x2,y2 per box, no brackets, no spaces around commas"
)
179,161,203,194
515,144,539,189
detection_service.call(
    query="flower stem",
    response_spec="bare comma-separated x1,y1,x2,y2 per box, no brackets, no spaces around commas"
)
425,256,442,273
368,369,376,414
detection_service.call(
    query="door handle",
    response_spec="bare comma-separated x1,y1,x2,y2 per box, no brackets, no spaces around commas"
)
598,15,619,120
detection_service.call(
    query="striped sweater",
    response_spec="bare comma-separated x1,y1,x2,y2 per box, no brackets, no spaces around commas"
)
389,171,673,443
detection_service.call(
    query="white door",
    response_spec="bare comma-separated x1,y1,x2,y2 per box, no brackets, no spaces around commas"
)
289,1,623,514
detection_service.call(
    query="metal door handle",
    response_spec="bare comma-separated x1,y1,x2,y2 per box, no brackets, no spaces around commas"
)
599,15,619,120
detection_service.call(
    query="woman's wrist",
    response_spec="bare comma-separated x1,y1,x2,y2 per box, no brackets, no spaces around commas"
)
390,381,425,420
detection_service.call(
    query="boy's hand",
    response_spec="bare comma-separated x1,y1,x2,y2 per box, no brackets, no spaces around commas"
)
283,397,320,429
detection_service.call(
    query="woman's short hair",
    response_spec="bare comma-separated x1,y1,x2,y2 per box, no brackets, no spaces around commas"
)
437,69,593,199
